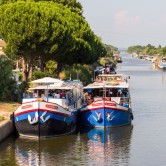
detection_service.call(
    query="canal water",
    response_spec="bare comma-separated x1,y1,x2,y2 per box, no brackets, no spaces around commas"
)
1,54,166,166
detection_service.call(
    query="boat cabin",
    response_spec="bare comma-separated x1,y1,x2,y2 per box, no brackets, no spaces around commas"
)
83,75,130,107
23,80,84,109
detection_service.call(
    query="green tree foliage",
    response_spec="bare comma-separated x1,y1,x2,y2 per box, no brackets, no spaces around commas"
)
104,44,119,57
60,64,92,85
0,0,83,15
0,56,17,101
18,81,29,93
161,47,166,56
0,1,106,80
46,60,57,75
99,57,116,67
32,70,47,80
128,44,165,55
127,45,145,54
127,44,166,58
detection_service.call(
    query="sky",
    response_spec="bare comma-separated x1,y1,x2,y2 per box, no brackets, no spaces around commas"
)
78,0,166,49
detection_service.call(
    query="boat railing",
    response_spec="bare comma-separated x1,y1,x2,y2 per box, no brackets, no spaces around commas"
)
92,96,129,104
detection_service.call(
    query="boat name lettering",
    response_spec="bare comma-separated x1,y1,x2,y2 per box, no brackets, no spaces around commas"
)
21,104,32,109
105,103,116,106
92,103,102,107
46,104,58,109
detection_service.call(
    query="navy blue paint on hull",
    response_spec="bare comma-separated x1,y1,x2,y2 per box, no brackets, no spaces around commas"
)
15,118,76,138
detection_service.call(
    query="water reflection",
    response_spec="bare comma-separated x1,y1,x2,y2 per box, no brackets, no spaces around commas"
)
79,125,133,165
14,135,79,166
0,126,133,166
0,136,17,166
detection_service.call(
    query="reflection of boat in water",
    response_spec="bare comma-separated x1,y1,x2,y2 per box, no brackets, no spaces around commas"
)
79,74,133,128
79,125,133,165
1,126,133,165
113,54,122,63
80,125,133,144
14,77,83,138
14,135,78,166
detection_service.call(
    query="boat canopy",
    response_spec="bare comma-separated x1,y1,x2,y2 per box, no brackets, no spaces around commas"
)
84,81,129,89
29,85,73,90
30,77,64,84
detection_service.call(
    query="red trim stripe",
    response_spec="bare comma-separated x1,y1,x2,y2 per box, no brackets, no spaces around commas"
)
82,106,128,112
14,108,72,117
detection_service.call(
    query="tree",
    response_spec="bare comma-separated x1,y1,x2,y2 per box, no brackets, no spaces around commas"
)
161,47,166,56
0,55,17,101
0,1,106,80
0,0,83,15
59,64,92,85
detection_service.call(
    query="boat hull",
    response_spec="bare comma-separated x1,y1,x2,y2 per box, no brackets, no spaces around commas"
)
158,62,166,70
79,101,132,128
14,101,77,138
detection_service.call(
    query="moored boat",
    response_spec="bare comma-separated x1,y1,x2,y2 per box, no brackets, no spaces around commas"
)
78,74,133,128
113,54,122,63
14,77,83,138
158,57,166,70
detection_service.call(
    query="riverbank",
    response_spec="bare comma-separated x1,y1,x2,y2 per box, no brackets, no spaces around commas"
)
0,102,20,143
0,102,20,122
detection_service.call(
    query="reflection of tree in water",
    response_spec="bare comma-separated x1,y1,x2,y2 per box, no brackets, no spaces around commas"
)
79,125,133,165
0,136,17,166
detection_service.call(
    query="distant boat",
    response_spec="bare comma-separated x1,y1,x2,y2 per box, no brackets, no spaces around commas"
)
113,54,122,63
158,57,166,70
14,77,83,138
78,74,133,128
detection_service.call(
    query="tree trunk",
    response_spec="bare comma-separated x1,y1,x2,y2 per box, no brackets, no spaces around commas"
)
57,62,63,76
22,57,33,81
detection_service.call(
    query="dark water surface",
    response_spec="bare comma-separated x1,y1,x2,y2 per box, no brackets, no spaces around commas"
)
1,54,166,166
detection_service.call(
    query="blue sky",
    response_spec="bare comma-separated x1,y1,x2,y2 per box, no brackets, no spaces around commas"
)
78,0,166,48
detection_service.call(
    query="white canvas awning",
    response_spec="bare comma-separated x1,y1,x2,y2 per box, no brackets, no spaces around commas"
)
30,77,64,84
84,81,129,89
29,85,73,90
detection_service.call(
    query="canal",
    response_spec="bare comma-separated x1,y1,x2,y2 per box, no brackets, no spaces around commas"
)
0,54,166,166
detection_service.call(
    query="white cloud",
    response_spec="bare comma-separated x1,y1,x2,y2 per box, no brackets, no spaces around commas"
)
114,10,141,26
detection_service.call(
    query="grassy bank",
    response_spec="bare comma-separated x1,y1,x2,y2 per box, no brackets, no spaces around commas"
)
0,102,20,122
